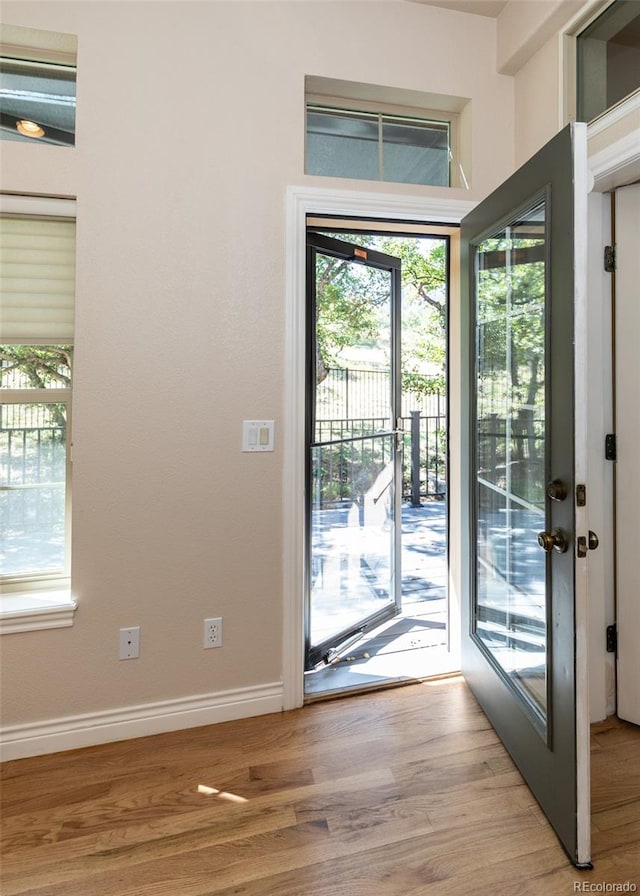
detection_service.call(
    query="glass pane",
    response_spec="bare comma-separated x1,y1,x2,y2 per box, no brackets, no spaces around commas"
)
474,198,547,724
306,108,379,181
309,438,395,646
314,253,392,436
1,346,73,389
0,51,76,146
0,402,67,577
382,117,450,187
310,247,396,651
577,0,640,122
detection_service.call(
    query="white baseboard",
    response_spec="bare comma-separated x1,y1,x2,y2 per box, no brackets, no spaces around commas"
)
0,682,284,761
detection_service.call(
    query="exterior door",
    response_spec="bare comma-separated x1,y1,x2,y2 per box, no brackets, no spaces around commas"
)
306,232,402,669
461,124,591,866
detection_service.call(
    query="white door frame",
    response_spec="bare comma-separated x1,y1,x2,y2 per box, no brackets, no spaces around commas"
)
584,108,640,723
282,187,475,710
614,183,640,726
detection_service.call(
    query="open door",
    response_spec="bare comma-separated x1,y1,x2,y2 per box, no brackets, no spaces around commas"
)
461,124,591,866
305,233,403,669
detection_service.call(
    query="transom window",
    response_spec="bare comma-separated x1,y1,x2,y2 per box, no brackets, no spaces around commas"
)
306,104,452,187
576,0,640,122
304,76,469,190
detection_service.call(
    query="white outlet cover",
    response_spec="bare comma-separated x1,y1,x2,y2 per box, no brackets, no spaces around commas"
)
242,420,274,452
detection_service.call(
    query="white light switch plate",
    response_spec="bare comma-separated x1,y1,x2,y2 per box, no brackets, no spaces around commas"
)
242,420,274,452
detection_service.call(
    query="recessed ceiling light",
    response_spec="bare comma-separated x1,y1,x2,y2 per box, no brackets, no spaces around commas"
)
16,119,45,138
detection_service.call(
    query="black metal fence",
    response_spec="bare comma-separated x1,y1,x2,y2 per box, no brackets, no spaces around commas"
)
0,405,67,562
314,368,447,506
314,412,446,506
317,367,444,420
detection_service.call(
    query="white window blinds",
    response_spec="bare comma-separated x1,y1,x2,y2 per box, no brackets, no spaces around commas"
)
0,197,76,342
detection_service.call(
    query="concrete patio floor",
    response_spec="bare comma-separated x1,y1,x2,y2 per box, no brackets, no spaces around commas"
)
305,500,457,698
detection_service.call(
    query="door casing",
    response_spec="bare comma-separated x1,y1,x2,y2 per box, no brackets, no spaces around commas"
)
283,189,473,710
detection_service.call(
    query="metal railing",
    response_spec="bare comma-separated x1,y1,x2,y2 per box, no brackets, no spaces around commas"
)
313,411,447,506
317,367,445,420
314,368,447,506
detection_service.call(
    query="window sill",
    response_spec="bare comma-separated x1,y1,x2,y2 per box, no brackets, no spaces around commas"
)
0,591,77,634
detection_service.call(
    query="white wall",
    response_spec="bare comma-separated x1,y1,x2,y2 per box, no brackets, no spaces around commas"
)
0,0,514,756
514,33,561,166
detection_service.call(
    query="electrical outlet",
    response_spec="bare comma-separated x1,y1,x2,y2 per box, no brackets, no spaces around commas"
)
204,617,223,649
119,626,140,659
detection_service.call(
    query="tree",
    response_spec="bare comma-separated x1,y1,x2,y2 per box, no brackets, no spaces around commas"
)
1,345,72,389
314,233,448,397
314,250,389,384
1,345,72,428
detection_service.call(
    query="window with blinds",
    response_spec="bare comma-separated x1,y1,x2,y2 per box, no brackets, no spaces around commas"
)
0,215,76,342
1,196,76,591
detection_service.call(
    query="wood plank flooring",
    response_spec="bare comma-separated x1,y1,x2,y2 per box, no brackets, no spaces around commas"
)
2,677,639,895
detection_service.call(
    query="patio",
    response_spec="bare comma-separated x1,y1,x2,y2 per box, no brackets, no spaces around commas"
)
305,500,452,698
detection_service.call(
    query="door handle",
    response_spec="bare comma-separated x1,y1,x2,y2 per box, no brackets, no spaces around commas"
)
537,528,569,554
546,479,568,502
394,417,404,450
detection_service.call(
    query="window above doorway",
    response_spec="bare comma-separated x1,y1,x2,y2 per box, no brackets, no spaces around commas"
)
305,76,471,190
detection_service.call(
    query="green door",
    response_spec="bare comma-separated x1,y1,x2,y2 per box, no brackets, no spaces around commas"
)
461,124,591,866
306,232,402,669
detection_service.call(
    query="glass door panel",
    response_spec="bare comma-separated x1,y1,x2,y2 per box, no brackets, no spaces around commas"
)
474,198,548,728
306,233,401,669
310,437,395,647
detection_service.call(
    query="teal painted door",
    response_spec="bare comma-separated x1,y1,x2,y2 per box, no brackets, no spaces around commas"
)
461,124,591,866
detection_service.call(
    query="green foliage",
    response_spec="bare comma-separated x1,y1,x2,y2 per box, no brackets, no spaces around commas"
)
314,233,448,394
401,369,446,396
1,345,72,430
1,345,72,389
315,254,389,381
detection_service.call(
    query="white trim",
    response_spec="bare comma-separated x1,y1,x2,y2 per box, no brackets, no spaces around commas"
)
0,682,283,761
589,126,640,193
587,90,640,139
572,122,592,867
0,193,76,217
585,192,615,723
282,186,475,712
0,590,76,634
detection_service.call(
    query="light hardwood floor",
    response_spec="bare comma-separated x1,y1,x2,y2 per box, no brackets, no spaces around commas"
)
1,677,639,895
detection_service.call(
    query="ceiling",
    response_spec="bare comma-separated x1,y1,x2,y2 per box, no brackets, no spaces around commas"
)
407,0,508,17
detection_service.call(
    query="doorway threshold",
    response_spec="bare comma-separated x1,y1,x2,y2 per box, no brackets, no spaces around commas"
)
304,601,459,701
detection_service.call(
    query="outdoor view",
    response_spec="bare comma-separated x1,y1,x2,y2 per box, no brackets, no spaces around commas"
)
474,200,548,721
0,345,72,582
307,230,449,681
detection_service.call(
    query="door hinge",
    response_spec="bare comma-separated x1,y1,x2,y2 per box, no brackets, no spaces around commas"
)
605,433,617,461
604,245,616,273
606,623,617,654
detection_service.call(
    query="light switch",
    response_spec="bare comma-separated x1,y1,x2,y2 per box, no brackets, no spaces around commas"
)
242,420,274,452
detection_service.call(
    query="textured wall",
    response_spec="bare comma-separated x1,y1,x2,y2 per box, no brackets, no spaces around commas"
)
0,0,514,737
